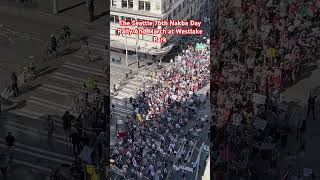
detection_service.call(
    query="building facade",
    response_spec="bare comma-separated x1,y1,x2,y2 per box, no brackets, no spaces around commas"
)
110,0,207,53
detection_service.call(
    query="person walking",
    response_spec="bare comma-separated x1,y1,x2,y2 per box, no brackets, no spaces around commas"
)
88,0,95,22
5,132,15,161
307,92,317,120
69,131,81,159
62,111,72,146
11,72,19,97
50,34,57,57
82,40,91,63
46,115,55,140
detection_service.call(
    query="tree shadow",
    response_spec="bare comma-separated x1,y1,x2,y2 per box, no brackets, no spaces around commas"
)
37,67,59,76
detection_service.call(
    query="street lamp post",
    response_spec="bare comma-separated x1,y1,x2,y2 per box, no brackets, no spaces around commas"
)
125,34,128,66
136,33,139,69
52,0,58,15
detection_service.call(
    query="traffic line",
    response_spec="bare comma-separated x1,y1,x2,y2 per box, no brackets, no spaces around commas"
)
94,34,108,41
113,111,128,117
12,108,63,128
6,121,65,140
118,87,135,95
42,84,78,95
178,165,194,173
73,53,100,61
188,140,198,163
27,99,67,113
29,96,70,112
111,98,133,108
12,109,42,120
62,64,104,77
0,141,73,164
115,91,134,99
3,124,69,146
38,86,69,96
89,43,106,52
53,72,108,89
112,106,132,114
12,159,52,173
65,61,104,73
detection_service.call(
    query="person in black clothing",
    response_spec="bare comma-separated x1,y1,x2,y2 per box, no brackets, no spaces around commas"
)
50,34,57,57
62,111,72,145
81,133,90,147
11,72,19,97
88,0,95,22
5,132,15,150
307,92,317,120
296,118,306,144
5,132,15,161
69,132,81,158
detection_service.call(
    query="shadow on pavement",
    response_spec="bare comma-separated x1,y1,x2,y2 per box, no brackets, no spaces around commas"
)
19,84,41,95
58,1,86,14
37,67,59,76
4,99,26,112
59,47,79,57
93,10,107,21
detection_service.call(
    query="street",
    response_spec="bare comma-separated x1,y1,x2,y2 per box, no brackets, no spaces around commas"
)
0,4,107,179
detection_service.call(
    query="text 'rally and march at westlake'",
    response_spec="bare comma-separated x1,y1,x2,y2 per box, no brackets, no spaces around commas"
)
116,20,204,42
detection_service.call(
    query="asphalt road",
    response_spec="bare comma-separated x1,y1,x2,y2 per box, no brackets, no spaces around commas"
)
0,9,107,179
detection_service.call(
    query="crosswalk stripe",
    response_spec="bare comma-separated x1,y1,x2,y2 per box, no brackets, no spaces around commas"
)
94,33,107,39
0,141,72,164
89,43,106,52
113,106,132,114
203,145,209,152
178,165,193,173
188,140,198,163
6,121,65,140
39,86,68,96
4,124,69,146
93,35,107,41
13,109,42,119
118,87,134,95
30,96,70,109
52,75,83,86
116,91,133,99
73,53,100,60
53,72,108,89
62,64,104,77
12,159,52,172
13,108,63,127
0,138,73,161
113,111,128,117
43,84,79,94
28,99,68,113
111,98,132,106
123,83,143,89
65,61,104,73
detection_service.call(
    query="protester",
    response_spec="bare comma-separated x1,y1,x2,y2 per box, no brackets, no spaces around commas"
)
210,0,320,178
111,44,210,179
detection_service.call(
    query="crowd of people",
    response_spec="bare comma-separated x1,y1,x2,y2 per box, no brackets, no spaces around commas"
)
111,44,210,179
210,0,320,179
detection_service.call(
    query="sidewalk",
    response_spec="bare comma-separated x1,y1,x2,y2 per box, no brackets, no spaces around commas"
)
0,0,107,32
